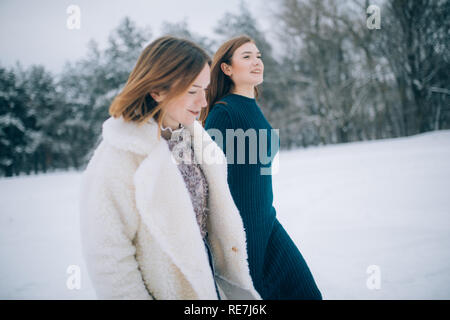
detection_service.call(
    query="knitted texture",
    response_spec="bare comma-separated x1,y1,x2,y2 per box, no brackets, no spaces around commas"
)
162,126,209,239
205,93,322,300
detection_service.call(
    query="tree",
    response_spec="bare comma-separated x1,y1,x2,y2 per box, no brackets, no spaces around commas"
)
16,64,64,174
58,17,152,170
269,0,449,147
160,19,216,56
377,0,450,134
0,66,29,176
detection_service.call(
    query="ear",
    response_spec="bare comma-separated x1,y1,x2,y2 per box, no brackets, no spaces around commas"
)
220,62,232,77
150,91,166,102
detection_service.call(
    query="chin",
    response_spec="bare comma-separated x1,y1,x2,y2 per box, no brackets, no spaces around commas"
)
182,118,196,127
248,78,263,86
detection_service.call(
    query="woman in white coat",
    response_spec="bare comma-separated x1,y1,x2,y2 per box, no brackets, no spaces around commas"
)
79,36,261,300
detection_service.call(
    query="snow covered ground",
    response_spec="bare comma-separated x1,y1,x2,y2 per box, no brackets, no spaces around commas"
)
1,130,449,299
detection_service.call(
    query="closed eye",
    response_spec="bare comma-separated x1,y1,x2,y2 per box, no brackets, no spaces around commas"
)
244,55,263,60
188,89,208,95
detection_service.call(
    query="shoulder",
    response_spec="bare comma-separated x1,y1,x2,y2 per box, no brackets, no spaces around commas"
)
208,102,232,118
82,140,142,191
205,102,234,130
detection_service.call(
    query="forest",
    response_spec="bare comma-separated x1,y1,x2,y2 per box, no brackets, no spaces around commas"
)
1,0,448,177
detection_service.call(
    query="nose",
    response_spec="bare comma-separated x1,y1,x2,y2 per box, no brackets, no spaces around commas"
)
197,90,208,108
253,56,262,67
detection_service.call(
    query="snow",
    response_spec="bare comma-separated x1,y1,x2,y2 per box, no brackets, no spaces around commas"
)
1,130,450,299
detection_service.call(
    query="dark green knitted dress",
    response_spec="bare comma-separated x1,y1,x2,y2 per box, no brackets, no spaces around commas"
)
205,93,322,300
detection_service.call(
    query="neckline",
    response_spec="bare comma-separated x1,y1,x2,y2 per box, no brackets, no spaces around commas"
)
227,93,256,102
160,123,185,141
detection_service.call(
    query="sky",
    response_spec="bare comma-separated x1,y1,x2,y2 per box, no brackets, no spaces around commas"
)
0,0,272,74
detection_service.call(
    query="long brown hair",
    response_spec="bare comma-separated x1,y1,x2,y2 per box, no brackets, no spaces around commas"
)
200,35,259,127
109,35,211,139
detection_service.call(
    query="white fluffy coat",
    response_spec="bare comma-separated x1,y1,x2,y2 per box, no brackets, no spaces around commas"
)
79,116,261,300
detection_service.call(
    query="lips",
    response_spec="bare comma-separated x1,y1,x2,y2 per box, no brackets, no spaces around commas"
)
189,110,200,116
251,69,262,74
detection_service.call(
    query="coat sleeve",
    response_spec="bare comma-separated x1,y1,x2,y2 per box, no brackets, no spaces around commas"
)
79,147,154,300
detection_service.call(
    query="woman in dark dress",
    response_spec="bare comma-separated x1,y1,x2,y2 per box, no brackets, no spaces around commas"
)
202,35,322,300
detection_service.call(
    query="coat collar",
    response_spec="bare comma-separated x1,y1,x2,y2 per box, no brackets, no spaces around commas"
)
102,116,163,156
102,116,260,299
102,116,225,162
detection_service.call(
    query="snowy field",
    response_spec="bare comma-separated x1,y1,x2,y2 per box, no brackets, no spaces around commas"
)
1,130,449,299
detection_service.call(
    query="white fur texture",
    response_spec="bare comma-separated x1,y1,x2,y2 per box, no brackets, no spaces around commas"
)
79,116,261,300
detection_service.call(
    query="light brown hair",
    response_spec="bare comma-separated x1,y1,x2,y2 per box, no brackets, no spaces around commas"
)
201,35,259,127
109,35,211,139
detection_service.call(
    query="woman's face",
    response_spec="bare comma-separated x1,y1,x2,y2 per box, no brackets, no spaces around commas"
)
152,63,210,129
222,42,264,88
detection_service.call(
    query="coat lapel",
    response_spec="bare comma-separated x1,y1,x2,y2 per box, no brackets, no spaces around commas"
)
186,121,257,290
102,116,259,299
133,143,218,298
